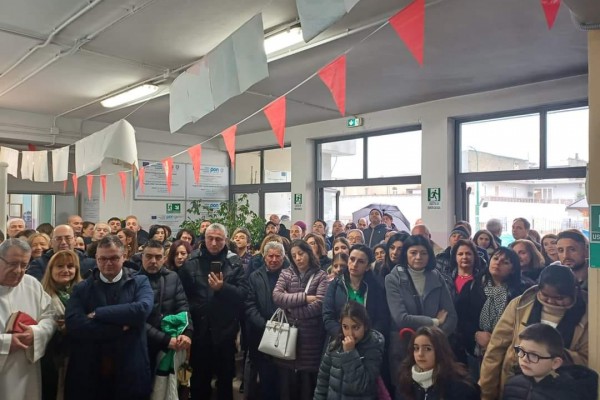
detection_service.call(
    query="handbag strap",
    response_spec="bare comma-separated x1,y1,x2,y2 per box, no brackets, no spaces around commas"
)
304,273,315,294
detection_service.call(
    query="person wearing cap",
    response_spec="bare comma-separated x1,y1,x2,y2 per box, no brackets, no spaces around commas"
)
362,209,389,248
556,229,589,291
269,214,290,240
290,221,306,240
435,225,470,277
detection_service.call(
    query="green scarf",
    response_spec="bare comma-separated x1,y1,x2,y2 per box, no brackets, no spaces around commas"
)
57,287,71,306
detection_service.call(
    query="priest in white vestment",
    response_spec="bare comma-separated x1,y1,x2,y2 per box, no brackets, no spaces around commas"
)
0,239,56,400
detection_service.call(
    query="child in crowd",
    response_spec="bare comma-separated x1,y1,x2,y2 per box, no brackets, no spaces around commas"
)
314,301,384,399
327,252,348,281
502,323,598,400
397,326,480,400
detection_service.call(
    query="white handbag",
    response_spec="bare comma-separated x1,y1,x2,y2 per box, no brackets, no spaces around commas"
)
258,274,315,360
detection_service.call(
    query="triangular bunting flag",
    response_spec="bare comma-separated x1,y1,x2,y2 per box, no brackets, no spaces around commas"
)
100,175,107,202
389,0,425,66
540,0,561,29
264,96,286,148
138,167,146,193
71,174,78,197
86,175,94,200
318,55,347,116
221,125,237,166
162,157,174,193
187,144,202,184
118,172,127,199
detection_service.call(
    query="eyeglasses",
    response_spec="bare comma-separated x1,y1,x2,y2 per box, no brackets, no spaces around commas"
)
97,256,122,264
53,236,74,243
514,346,554,364
0,257,30,271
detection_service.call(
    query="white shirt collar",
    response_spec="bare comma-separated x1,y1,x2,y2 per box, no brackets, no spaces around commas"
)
99,269,123,283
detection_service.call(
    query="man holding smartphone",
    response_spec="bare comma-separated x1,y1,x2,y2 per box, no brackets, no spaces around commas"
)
178,223,248,400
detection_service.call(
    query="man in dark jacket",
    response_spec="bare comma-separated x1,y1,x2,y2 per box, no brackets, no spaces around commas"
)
245,241,287,400
138,240,192,375
362,208,389,248
65,235,154,400
28,224,95,280
178,223,249,400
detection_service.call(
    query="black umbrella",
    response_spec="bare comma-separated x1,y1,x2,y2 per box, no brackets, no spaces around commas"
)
352,204,411,232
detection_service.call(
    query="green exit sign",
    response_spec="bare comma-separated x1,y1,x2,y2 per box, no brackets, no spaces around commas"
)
166,203,181,214
347,117,363,127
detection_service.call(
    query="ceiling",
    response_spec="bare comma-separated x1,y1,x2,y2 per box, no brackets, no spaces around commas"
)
0,0,589,143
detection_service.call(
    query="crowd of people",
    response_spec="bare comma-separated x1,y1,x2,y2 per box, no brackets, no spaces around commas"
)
0,210,597,400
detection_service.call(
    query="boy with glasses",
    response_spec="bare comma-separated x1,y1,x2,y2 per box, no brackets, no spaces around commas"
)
503,323,597,400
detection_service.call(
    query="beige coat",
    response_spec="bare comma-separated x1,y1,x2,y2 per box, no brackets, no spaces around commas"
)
478,286,588,400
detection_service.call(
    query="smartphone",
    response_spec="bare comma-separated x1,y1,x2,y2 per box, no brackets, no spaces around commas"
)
210,261,222,275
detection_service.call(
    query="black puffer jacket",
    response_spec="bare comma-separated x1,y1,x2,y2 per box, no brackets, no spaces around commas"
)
137,267,192,353
314,330,385,400
502,366,598,400
397,379,480,400
178,244,248,344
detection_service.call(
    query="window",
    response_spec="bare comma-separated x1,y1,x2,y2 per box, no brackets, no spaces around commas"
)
264,147,291,183
547,107,588,168
234,151,261,184
460,114,540,172
319,138,363,180
456,103,588,233
367,131,421,177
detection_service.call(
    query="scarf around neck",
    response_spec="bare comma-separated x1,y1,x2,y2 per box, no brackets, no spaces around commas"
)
412,365,434,389
479,280,508,333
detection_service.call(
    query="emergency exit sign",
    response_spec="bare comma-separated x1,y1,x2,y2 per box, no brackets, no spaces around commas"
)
166,203,181,214
590,205,600,268
347,117,363,127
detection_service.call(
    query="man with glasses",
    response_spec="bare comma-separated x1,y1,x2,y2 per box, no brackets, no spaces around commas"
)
0,239,57,400
179,223,248,400
137,240,192,375
28,225,95,281
64,235,154,400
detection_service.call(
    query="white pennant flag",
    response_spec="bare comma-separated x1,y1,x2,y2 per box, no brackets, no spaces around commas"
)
33,151,48,182
0,146,19,177
51,146,69,182
296,0,361,42
21,151,35,180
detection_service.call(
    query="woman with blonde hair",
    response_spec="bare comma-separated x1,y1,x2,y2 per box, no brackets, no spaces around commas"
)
28,232,51,260
41,250,82,400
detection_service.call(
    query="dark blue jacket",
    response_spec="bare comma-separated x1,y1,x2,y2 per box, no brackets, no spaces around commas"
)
363,223,389,248
64,268,154,400
323,270,390,338
28,248,96,281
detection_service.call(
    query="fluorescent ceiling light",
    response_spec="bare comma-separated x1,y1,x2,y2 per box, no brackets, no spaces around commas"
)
101,84,159,108
264,27,304,55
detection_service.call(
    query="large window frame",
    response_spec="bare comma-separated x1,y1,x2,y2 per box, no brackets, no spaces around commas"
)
315,126,422,219
454,100,588,222
230,145,291,218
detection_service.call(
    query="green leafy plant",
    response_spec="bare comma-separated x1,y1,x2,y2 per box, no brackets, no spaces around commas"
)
181,194,264,246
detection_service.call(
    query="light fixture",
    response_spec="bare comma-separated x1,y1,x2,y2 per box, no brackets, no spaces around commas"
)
264,27,304,55
101,84,159,108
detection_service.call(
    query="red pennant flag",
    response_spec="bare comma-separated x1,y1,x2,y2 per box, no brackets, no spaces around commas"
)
187,144,202,184
27,143,37,151
138,167,146,193
221,125,237,166
389,0,425,66
86,175,94,200
100,175,107,202
118,172,127,199
318,55,347,116
540,0,561,29
162,157,174,193
71,174,78,197
264,96,286,148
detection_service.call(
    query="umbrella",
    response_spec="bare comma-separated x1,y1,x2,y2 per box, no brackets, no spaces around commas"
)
352,204,411,233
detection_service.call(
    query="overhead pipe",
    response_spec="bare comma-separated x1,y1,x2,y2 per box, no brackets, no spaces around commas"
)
0,0,103,78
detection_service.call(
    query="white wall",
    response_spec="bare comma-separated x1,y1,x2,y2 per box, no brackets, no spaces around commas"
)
235,75,588,245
